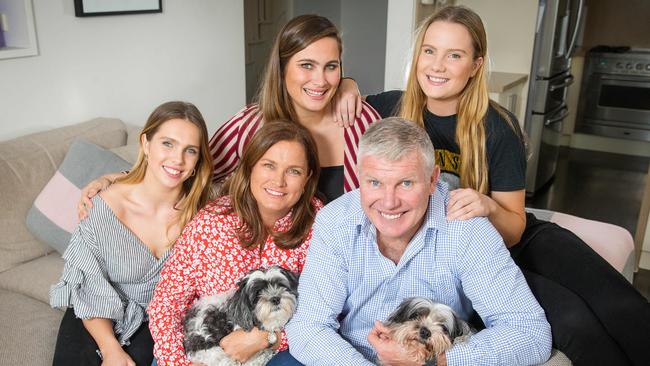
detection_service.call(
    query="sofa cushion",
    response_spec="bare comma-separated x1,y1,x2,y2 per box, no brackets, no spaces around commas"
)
110,143,140,164
543,349,572,366
0,252,64,305
26,139,131,254
0,118,127,273
0,288,63,366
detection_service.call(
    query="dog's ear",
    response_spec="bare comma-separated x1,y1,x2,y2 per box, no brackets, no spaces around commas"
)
450,315,472,339
386,298,414,324
279,267,300,291
227,277,257,331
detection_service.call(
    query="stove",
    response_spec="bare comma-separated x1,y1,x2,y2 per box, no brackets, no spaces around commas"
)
576,48,650,141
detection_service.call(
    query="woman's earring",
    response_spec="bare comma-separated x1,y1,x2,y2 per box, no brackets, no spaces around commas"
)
190,168,196,177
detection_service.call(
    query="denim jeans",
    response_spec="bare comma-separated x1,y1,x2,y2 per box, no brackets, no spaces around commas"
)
153,350,302,365
266,350,304,366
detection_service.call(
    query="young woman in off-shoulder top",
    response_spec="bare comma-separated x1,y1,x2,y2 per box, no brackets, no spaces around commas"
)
50,101,213,366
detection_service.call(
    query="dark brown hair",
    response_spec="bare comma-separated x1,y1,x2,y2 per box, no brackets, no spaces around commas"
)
256,14,342,123
220,120,320,250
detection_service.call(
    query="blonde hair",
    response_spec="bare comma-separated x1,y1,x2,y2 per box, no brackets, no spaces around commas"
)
399,6,521,194
119,101,213,245
256,14,342,123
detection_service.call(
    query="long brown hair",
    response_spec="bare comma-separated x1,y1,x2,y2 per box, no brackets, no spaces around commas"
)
256,14,342,123
399,6,522,194
220,120,320,250
119,101,213,243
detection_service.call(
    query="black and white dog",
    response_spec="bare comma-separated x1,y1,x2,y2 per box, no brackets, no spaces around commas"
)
182,266,299,366
382,297,473,364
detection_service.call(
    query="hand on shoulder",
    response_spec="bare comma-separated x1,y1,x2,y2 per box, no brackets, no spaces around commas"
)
447,188,494,221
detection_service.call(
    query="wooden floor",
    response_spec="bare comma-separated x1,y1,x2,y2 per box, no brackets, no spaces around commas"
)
526,147,650,301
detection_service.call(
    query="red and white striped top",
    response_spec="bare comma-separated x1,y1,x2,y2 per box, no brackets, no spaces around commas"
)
208,102,381,191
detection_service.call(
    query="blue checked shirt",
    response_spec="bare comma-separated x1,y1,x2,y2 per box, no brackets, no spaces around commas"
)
286,181,551,365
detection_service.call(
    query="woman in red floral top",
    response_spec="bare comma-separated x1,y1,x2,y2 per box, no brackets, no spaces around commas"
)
148,121,323,366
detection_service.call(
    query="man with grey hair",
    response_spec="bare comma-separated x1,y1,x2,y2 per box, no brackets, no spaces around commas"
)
283,117,551,366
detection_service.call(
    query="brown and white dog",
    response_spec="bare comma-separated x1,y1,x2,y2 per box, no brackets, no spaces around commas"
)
382,297,473,364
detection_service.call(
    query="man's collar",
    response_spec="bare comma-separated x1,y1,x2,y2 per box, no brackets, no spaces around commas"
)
425,180,449,234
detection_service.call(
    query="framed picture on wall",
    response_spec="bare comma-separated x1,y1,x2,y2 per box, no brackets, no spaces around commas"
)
74,0,163,17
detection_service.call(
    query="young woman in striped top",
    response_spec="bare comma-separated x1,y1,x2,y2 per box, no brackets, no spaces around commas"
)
209,14,380,202
50,101,213,366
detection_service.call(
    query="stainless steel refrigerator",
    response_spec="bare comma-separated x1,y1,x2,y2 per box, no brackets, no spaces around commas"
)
524,0,585,195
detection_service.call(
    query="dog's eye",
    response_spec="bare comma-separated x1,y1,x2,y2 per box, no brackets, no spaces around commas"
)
440,325,449,334
408,313,420,321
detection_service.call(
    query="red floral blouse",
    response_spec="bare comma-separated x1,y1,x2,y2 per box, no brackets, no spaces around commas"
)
148,196,322,366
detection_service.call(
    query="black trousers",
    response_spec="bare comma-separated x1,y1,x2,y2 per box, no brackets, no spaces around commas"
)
52,308,154,366
510,213,650,366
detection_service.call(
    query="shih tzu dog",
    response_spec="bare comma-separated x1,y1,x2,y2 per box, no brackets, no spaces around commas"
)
182,266,299,366
382,297,473,364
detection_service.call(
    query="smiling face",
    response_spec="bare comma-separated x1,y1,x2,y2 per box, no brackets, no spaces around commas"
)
250,140,310,227
416,20,483,115
359,151,439,250
284,36,341,119
142,118,201,191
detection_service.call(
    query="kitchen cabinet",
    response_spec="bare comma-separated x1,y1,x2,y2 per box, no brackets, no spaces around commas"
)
488,71,528,125
0,0,38,60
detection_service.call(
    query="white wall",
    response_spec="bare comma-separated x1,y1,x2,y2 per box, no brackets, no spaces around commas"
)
0,0,246,141
456,0,538,120
384,0,416,91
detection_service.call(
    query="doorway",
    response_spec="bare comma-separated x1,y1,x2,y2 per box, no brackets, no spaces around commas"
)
243,0,388,103
243,0,292,103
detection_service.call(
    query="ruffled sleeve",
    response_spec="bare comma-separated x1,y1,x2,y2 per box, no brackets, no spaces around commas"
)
49,218,141,344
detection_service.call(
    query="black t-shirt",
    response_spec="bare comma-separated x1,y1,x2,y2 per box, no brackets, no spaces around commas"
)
366,90,526,192
317,166,344,204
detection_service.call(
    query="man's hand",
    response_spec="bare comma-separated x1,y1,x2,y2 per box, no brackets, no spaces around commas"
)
219,327,270,363
368,321,422,366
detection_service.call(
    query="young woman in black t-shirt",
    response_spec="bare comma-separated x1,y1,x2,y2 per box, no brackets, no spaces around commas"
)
338,5,650,366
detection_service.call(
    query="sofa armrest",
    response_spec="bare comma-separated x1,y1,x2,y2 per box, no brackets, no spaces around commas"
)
526,208,635,283
0,118,127,273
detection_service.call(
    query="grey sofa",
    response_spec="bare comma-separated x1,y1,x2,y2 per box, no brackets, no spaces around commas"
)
0,118,139,366
2,118,637,366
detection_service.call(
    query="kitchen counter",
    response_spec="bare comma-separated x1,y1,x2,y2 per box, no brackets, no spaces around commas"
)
487,72,529,123
488,72,528,93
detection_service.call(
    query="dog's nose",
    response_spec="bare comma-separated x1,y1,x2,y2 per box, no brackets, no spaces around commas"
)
270,296,281,305
419,327,431,340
